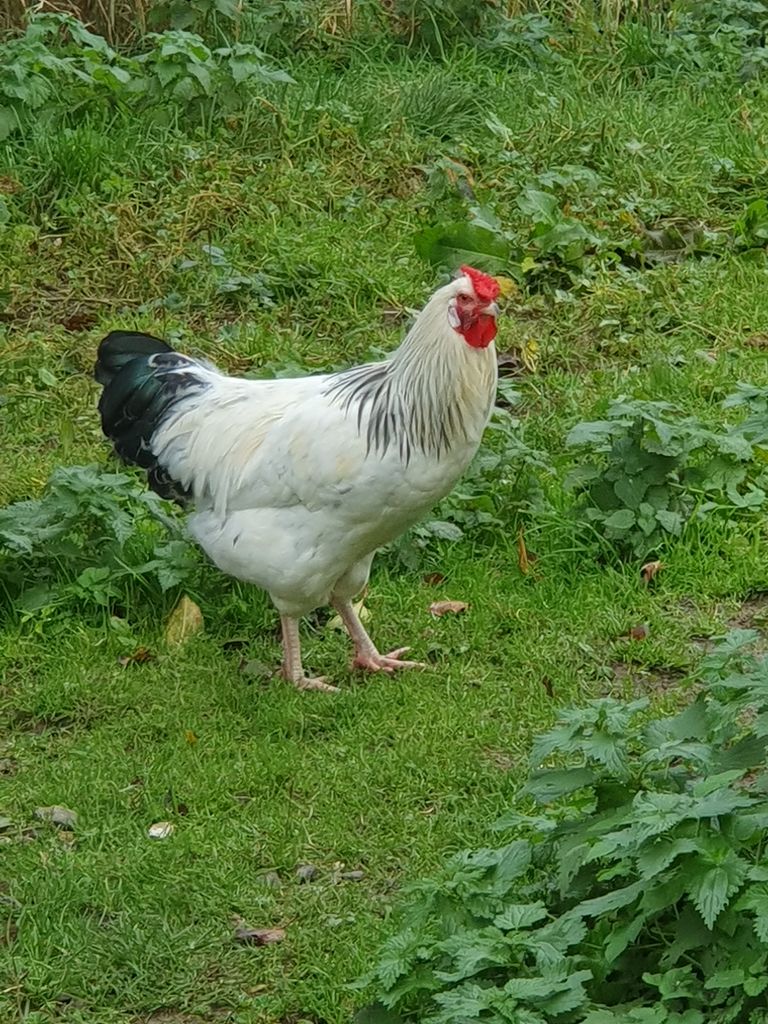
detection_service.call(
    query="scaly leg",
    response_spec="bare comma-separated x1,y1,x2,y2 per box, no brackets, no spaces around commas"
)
331,598,426,673
279,615,338,693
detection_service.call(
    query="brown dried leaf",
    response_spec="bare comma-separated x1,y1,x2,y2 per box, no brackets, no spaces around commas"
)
60,311,97,333
233,925,286,946
165,595,203,647
628,624,650,641
118,647,155,667
429,600,469,618
517,528,538,576
745,333,768,349
640,560,664,584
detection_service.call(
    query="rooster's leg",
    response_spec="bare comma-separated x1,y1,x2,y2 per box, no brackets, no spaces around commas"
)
279,615,339,693
331,599,426,673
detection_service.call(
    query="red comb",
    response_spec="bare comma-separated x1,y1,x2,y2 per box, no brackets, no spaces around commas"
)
459,265,500,302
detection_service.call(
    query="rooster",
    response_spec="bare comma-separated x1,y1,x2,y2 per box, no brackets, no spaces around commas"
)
95,266,500,692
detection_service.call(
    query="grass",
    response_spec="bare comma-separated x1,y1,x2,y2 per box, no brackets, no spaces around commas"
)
4,16,768,1024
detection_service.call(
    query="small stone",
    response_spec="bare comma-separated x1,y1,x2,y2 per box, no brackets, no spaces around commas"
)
296,863,319,884
257,871,282,889
35,806,77,829
341,870,365,882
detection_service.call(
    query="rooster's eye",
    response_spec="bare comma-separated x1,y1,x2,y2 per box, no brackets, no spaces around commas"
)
457,293,471,303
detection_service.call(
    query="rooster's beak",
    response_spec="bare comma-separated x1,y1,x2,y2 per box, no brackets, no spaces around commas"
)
482,302,500,318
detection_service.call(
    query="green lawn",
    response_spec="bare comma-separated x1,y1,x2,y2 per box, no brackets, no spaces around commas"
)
4,15,768,1024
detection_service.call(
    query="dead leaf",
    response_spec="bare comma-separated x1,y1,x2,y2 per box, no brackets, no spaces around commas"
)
184,729,198,745
422,572,446,586
35,806,77,829
640,560,664,584
745,333,768,349
429,600,469,617
165,595,203,647
628,624,650,641
517,528,538,576
233,924,285,946
118,647,155,667
148,821,174,840
541,677,554,698
60,311,97,333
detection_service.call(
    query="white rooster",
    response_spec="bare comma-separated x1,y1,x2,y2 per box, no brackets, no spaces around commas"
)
95,266,500,691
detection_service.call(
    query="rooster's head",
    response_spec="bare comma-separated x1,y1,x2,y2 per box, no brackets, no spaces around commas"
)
444,265,500,350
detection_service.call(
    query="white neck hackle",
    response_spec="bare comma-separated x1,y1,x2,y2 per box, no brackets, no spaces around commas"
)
326,276,498,463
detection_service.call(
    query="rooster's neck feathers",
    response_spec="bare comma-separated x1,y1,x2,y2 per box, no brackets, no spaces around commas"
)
325,286,497,463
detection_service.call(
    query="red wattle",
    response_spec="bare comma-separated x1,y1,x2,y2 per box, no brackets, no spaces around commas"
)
461,315,497,349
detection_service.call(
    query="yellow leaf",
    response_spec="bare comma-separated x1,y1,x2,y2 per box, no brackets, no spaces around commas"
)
327,598,370,632
521,339,540,373
184,729,198,745
165,595,204,647
493,275,517,298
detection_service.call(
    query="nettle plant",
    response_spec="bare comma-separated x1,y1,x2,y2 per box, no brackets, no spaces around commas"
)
360,630,768,1024
0,12,293,139
564,393,768,559
0,465,196,615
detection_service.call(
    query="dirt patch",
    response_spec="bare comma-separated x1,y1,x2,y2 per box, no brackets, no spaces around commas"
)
611,662,687,695
483,748,517,772
727,593,768,631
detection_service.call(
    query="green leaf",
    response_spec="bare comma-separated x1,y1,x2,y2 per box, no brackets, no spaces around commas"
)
493,902,548,931
692,770,745,797
602,508,636,530
517,188,559,224
614,475,648,510
605,913,646,963
0,105,18,141
414,222,512,273
573,879,645,918
688,864,743,928
704,968,746,989
636,837,700,880
565,420,618,447
656,508,683,535
522,767,596,802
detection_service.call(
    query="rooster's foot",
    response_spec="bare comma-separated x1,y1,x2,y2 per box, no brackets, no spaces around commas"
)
352,647,426,673
282,670,339,693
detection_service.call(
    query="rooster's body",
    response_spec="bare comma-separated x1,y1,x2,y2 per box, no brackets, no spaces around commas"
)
95,266,500,691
